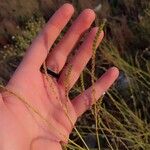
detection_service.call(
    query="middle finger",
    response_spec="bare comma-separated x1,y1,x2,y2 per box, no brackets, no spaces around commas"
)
46,9,95,73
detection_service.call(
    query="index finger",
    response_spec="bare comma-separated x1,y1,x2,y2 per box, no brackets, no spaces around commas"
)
20,3,74,70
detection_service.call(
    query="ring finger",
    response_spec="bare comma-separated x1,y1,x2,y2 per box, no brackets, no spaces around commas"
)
58,27,104,89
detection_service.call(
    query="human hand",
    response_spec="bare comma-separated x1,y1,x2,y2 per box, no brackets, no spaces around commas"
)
0,3,119,150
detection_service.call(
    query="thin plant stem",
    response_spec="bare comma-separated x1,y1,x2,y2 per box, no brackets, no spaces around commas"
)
91,19,106,150
43,62,90,150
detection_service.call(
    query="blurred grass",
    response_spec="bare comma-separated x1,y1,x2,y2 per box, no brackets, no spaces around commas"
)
0,0,150,149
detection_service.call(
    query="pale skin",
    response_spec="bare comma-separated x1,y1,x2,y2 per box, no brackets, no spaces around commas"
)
0,3,119,150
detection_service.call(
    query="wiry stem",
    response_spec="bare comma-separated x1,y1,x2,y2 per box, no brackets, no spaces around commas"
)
43,62,90,150
91,19,107,150
0,84,66,141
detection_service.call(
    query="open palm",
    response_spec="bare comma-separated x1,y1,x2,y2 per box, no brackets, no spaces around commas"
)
0,4,119,150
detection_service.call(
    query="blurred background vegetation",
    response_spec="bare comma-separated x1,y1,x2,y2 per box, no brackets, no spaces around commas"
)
0,0,150,149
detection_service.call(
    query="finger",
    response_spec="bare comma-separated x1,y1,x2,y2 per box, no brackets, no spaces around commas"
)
20,3,74,70
46,9,96,73
72,67,119,117
58,27,104,89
